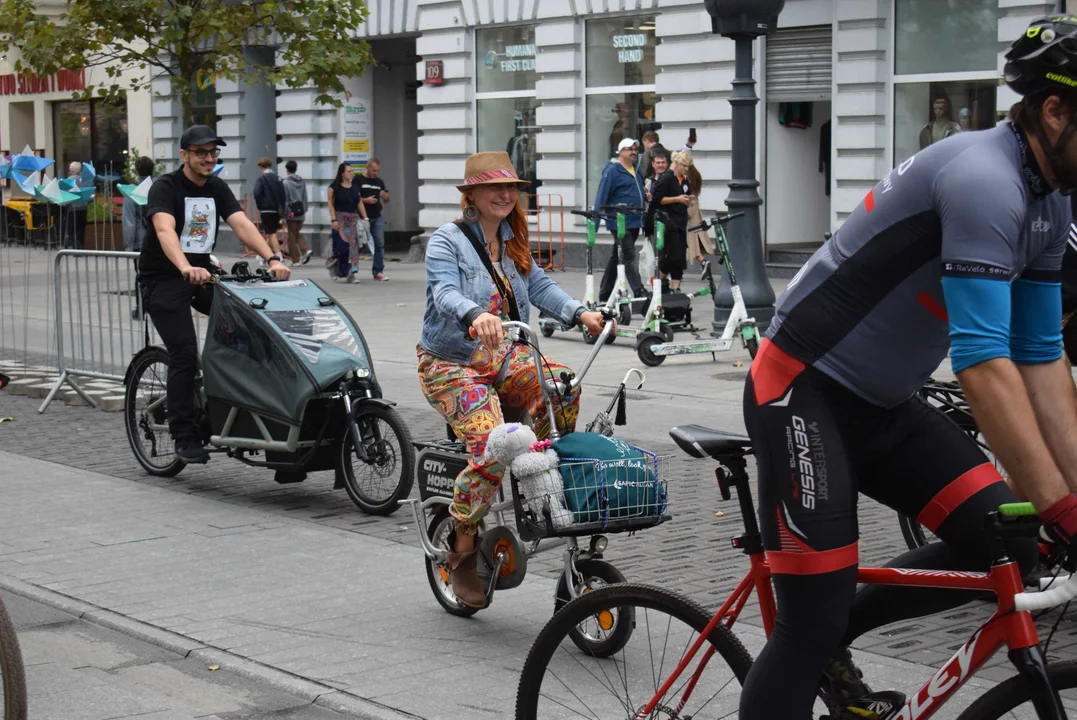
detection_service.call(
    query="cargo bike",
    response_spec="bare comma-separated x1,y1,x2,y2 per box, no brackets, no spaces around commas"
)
123,266,415,515
407,313,670,654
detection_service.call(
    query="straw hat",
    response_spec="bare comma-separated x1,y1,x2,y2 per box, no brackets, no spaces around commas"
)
456,151,531,192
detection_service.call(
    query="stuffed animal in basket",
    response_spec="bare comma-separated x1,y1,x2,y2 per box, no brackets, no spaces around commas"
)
485,423,574,528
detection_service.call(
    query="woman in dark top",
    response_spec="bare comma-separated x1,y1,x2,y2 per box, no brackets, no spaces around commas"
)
326,162,369,281
651,150,692,291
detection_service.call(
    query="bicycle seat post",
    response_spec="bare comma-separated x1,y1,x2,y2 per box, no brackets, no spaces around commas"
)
719,456,762,550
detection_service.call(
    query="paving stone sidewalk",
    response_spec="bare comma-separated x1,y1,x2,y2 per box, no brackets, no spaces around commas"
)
0,450,1032,719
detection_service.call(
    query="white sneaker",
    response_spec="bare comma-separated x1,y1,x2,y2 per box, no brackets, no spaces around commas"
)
301,250,313,265
346,272,357,284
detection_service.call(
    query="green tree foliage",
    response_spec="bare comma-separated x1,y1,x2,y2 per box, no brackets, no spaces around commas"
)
0,0,374,125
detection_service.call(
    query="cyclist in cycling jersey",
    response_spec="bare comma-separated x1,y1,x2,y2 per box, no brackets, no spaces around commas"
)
740,17,1077,720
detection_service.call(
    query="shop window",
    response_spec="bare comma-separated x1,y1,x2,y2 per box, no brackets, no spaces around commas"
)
477,96,539,183
475,25,540,191
53,97,128,180
476,25,538,93
584,15,659,200
895,0,1000,76
585,16,657,88
893,80,997,165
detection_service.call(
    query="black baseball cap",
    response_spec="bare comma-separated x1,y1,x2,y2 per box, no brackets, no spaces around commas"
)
180,124,226,149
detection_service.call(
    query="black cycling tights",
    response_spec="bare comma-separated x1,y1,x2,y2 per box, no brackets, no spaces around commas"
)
738,344,1036,719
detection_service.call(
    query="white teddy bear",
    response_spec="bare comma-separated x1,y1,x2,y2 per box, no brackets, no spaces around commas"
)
485,422,574,529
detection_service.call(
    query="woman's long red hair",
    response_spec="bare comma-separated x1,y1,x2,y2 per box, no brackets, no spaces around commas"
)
460,195,531,274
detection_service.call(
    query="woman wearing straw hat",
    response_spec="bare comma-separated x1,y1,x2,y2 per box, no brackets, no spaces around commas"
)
417,151,607,609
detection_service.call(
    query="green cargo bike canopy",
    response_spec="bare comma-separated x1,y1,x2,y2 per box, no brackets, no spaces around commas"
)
201,278,376,425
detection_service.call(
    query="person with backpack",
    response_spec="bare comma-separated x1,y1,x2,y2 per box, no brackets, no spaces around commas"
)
252,157,286,260
282,160,312,264
123,155,156,252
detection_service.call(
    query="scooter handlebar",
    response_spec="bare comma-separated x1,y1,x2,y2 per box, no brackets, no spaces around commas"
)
687,211,746,233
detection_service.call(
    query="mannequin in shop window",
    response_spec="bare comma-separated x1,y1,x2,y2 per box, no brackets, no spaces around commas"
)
919,96,962,149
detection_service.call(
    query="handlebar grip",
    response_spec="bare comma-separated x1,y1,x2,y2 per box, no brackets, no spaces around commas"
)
686,222,706,233
1015,571,1077,611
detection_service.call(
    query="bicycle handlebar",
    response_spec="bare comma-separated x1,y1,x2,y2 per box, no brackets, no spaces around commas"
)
687,211,745,234
1015,571,1077,611
466,309,618,397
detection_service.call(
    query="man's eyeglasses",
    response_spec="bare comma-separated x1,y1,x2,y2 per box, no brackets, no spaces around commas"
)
186,148,221,159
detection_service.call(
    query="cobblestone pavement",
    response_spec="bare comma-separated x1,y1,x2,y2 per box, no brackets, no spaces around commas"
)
2,252,1076,716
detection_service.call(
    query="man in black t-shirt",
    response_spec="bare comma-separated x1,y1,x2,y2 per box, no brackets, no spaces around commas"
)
139,124,290,464
358,158,390,281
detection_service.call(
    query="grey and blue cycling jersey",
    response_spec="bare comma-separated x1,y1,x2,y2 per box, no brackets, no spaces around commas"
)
767,123,1069,408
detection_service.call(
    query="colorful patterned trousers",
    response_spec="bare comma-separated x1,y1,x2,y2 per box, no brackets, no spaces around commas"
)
418,340,581,536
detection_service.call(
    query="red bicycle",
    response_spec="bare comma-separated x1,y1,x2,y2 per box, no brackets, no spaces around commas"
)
515,425,1077,719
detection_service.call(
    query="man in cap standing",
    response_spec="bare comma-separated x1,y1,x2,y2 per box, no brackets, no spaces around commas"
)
592,137,648,303
137,125,291,464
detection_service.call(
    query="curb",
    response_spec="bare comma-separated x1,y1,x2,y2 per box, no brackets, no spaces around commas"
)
0,575,422,720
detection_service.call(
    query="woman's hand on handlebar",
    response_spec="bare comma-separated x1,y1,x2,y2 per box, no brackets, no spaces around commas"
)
580,310,611,337
471,312,503,351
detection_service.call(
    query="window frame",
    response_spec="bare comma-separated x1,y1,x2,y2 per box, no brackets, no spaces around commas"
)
472,24,540,188
582,13,660,204
51,96,129,185
888,0,1002,167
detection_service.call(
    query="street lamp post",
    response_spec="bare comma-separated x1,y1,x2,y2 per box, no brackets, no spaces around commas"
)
704,0,785,330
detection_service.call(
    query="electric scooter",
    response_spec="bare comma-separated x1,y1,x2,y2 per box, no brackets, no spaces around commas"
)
633,211,761,366
599,203,652,326
538,209,617,345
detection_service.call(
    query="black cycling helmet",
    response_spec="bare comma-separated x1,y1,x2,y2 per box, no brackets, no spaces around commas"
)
1004,17,1077,194
1005,16,1077,96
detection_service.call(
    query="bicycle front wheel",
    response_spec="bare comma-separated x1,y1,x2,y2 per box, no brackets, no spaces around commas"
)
0,595,27,720
516,583,752,720
957,660,1077,719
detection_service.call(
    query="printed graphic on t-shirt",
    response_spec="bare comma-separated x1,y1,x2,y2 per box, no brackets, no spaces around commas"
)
181,197,216,254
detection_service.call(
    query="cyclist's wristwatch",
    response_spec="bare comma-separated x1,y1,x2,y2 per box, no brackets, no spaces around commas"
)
267,253,284,264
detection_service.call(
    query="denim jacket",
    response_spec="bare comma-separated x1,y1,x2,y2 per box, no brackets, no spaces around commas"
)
419,219,584,364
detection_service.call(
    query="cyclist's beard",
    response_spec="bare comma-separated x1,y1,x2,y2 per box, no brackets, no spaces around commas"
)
187,160,214,179
1035,120,1077,195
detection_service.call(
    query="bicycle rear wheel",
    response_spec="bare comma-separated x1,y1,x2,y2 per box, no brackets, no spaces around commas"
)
0,595,28,720
957,660,1077,719
516,583,752,720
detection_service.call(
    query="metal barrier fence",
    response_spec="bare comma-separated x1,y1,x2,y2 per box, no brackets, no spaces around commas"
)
526,193,565,271
37,249,207,413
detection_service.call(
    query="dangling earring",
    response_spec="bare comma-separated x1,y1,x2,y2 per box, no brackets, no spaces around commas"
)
463,197,480,222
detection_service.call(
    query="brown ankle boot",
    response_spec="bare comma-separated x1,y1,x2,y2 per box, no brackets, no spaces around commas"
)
446,533,487,609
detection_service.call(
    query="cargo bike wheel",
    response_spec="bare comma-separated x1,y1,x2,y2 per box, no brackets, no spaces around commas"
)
554,558,633,658
338,403,416,515
124,347,186,478
425,508,484,618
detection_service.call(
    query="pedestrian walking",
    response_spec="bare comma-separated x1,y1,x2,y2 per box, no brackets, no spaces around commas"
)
592,138,648,303
326,162,369,282
66,161,89,249
252,157,285,260
282,160,312,265
359,158,390,280
681,152,714,268
122,155,156,252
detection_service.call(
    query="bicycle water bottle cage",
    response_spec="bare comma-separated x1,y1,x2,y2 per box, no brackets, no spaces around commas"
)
248,298,268,310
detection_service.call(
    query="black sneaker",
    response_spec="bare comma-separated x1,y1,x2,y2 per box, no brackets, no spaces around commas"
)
823,647,872,704
828,690,906,719
174,436,209,464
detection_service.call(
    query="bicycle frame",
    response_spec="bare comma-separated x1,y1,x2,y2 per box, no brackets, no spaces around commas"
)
635,457,1063,720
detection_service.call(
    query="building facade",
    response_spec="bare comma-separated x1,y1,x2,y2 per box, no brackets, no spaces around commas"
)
123,0,1074,260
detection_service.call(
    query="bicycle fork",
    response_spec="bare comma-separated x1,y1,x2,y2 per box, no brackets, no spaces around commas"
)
1009,646,1067,719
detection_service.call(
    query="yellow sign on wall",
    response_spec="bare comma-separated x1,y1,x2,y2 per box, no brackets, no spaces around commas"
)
343,139,369,153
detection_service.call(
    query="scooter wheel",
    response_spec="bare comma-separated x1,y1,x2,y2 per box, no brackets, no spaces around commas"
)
660,324,675,344
637,333,666,367
583,327,598,345
746,336,760,359
554,559,633,658
618,305,632,326
426,508,482,618
540,323,556,338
